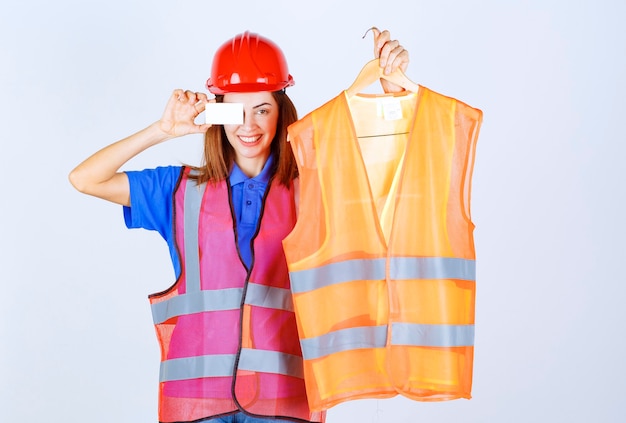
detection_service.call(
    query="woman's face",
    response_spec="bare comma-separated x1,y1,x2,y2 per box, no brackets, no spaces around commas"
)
222,91,279,177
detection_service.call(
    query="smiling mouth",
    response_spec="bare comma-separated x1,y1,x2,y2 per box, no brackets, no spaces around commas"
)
239,135,262,144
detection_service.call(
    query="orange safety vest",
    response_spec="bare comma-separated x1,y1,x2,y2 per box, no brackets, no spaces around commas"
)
150,168,325,422
283,87,482,411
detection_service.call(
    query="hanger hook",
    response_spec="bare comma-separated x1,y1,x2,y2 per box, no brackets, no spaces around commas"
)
361,26,380,40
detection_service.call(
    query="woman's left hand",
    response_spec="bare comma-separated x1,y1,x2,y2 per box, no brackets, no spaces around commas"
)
372,27,410,93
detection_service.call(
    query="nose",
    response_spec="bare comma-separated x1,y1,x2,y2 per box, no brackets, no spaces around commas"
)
241,109,257,130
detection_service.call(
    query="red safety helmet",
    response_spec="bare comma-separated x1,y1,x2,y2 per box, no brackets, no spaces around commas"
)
206,31,295,94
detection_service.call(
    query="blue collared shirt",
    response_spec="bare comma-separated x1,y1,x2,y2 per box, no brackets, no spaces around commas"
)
124,155,275,278
229,155,274,269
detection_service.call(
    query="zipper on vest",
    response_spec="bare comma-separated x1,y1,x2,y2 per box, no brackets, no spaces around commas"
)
229,177,273,411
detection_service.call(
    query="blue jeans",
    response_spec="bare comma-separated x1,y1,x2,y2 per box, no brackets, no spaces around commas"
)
208,412,297,422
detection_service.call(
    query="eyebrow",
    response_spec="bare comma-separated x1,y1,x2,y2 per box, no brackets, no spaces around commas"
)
253,102,273,109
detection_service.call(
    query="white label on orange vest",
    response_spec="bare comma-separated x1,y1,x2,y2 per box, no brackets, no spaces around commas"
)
380,98,403,121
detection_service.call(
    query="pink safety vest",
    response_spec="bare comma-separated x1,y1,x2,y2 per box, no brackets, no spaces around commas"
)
148,168,325,423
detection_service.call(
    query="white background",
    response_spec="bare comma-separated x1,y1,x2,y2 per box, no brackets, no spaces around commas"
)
2,0,625,421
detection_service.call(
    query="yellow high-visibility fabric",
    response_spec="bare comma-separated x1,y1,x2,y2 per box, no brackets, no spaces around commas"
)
283,87,482,411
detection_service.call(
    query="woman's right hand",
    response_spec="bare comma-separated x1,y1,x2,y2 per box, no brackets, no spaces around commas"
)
69,89,213,205
159,89,213,137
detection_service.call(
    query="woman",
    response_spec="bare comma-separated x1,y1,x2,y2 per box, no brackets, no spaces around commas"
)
69,28,409,423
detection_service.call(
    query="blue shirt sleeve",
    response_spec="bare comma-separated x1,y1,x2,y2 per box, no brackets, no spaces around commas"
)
123,165,183,277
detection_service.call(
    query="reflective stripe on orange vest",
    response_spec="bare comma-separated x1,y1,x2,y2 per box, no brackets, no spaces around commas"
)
289,257,475,293
290,256,476,359
149,168,324,422
299,324,475,360
284,86,482,411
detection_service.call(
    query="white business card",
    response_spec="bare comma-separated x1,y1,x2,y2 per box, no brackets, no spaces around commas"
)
205,102,244,125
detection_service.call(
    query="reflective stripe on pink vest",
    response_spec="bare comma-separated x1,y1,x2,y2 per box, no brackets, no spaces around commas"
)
149,168,324,423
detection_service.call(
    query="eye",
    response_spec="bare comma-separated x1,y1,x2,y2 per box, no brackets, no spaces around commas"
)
256,108,270,115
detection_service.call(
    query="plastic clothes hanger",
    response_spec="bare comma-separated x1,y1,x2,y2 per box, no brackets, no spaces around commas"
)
345,58,419,97
345,27,419,97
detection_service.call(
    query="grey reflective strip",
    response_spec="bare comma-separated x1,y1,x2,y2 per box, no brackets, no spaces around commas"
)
290,258,387,294
160,354,236,381
159,349,303,382
300,325,388,360
290,257,475,294
239,348,304,379
245,283,294,312
151,288,244,324
183,179,206,293
390,257,476,281
300,323,474,360
391,323,475,347
151,284,294,324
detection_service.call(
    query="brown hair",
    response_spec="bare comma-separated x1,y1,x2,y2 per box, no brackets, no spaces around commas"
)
190,90,298,187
